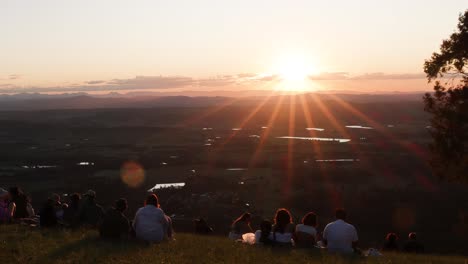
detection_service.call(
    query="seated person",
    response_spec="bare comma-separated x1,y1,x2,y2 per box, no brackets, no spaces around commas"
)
133,194,173,243
382,232,399,251
39,198,58,227
229,212,253,240
271,208,294,246
63,193,81,227
323,208,358,254
254,220,273,245
9,187,29,219
79,190,104,227
99,198,130,240
294,212,318,248
0,188,16,224
403,232,424,253
193,218,213,234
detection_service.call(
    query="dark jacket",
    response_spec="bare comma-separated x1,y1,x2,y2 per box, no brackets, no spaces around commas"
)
99,208,130,239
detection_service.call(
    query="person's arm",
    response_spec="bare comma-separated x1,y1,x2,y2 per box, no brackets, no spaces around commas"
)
8,202,16,219
322,225,329,246
351,227,359,251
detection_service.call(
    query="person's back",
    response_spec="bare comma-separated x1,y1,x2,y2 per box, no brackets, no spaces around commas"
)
133,194,171,243
323,209,358,254
295,212,318,248
0,188,15,224
80,196,104,227
382,233,399,252
63,193,81,227
134,205,168,242
100,209,129,239
403,233,424,253
9,187,28,219
40,199,58,227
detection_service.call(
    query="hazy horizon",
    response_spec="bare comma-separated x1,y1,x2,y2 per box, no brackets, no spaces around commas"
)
1,0,466,94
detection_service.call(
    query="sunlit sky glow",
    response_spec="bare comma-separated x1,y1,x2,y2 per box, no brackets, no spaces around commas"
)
1,0,466,94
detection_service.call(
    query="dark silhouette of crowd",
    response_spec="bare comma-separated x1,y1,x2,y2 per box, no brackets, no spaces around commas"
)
0,186,426,255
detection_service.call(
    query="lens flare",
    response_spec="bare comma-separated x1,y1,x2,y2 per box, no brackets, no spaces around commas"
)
120,161,145,188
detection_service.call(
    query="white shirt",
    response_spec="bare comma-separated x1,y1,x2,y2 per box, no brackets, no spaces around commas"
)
295,224,317,237
323,219,358,254
133,205,168,242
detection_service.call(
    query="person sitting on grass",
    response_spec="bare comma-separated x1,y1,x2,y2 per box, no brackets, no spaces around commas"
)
229,212,253,240
99,198,130,240
39,198,58,227
63,193,81,227
403,232,424,253
323,208,359,254
193,218,213,234
271,208,295,246
133,194,173,243
254,220,273,245
0,188,16,224
382,232,399,252
78,190,104,227
8,187,29,219
294,212,318,248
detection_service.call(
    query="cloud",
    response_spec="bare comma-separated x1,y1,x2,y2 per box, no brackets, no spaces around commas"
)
8,74,21,80
86,80,106,85
309,72,425,81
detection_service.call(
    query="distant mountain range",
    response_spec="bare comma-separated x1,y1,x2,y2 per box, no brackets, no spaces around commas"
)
0,90,426,111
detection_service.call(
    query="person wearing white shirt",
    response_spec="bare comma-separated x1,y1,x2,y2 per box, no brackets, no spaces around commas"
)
133,194,173,243
323,209,358,254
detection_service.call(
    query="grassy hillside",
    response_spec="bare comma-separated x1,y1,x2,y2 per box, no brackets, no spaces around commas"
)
0,225,465,264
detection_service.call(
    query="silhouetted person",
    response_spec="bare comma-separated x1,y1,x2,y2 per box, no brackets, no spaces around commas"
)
194,218,213,234
229,212,252,240
323,208,358,254
39,198,58,227
63,193,81,227
99,198,130,240
78,190,104,227
294,212,318,248
382,233,399,251
0,188,15,223
133,194,173,243
403,232,424,253
254,220,273,245
272,208,294,246
8,187,29,219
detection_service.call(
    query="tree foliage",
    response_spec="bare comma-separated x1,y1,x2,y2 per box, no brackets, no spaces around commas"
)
423,10,468,182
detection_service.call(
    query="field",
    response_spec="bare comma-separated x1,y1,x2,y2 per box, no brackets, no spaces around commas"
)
0,94,467,254
0,225,466,264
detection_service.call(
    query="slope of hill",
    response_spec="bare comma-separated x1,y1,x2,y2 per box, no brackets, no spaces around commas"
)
0,226,465,264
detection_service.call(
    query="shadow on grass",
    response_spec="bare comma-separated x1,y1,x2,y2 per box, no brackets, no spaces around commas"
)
36,235,149,264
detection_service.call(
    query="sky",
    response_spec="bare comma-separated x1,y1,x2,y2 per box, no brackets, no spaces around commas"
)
1,0,466,94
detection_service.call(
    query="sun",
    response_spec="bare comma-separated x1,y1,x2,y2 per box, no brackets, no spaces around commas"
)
272,55,318,91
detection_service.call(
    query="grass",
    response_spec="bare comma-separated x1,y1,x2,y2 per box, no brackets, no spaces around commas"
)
0,225,466,264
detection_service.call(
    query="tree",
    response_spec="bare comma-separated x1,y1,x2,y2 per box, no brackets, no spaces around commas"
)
423,10,468,182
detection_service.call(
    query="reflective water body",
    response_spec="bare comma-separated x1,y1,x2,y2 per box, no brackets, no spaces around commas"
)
226,168,247,171
306,128,325,131
232,128,242,131
277,136,351,143
22,165,57,169
345,125,373,129
249,135,260,138
77,162,94,166
316,159,360,162
148,182,185,192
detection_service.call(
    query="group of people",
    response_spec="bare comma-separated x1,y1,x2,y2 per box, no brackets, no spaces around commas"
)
0,187,173,243
1,186,425,254
229,208,424,255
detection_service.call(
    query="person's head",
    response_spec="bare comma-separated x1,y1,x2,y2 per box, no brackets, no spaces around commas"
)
50,193,61,205
302,212,318,227
386,233,398,243
8,186,22,198
335,208,346,220
145,194,160,207
115,198,128,212
260,220,272,234
233,212,251,225
84,190,96,202
274,208,292,232
408,232,417,240
69,193,81,207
